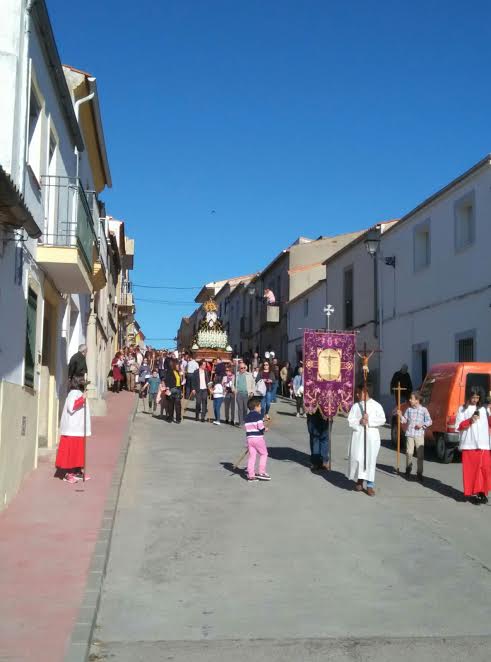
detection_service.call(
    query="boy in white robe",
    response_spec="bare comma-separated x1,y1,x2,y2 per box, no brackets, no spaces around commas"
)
347,384,386,496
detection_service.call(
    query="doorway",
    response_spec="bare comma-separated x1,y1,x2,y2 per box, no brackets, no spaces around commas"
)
38,298,58,449
412,342,429,390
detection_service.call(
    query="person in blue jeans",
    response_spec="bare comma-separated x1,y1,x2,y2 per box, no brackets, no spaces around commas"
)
306,410,330,471
256,360,276,420
270,357,280,403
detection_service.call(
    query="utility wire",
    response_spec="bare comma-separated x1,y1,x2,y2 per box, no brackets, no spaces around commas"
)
133,283,201,290
135,297,196,305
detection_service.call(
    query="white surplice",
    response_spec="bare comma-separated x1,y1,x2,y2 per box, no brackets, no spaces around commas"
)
347,398,386,482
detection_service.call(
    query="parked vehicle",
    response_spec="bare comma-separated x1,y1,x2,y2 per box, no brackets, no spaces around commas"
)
390,362,491,463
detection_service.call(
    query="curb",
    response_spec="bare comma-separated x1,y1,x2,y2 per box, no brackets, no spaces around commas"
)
65,396,138,662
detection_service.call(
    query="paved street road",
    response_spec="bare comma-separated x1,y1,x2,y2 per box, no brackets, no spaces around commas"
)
91,398,491,661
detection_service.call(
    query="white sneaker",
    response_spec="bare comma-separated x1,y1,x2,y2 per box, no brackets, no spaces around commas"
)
296,413,300,417
213,420,221,425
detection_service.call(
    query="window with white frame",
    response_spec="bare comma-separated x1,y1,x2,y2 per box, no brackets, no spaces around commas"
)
454,191,475,252
28,87,43,183
304,297,309,317
413,220,431,271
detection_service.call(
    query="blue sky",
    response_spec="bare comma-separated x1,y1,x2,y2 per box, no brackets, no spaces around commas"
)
49,0,491,344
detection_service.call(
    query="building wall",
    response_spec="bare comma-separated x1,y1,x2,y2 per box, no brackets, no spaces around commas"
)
257,254,289,358
325,237,381,395
287,281,326,365
0,379,39,508
379,163,491,410
289,232,364,300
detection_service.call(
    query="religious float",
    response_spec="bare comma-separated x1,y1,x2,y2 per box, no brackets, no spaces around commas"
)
191,299,233,362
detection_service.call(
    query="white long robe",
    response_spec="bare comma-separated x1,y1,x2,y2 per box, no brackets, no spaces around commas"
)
59,389,91,437
347,398,386,482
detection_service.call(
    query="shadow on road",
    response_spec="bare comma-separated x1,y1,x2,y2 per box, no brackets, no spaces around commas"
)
275,410,297,417
220,462,248,480
268,446,311,467
320,469,354,491
377,462,466,502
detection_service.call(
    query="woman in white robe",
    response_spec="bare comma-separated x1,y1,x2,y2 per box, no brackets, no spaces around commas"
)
347,385,386,495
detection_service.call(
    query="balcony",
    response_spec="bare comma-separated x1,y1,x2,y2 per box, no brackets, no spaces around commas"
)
37,176,99,293
124,237,134,270
119,281,135,316
261,304,280,325
87,192,108,292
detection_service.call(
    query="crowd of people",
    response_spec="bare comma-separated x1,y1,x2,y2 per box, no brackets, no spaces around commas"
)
106,347,305,426
57,344,491,503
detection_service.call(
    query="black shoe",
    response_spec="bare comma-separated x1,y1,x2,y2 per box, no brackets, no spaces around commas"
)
417,473,424,484
405,465,412,479
478,493,488,504
470,496,481,505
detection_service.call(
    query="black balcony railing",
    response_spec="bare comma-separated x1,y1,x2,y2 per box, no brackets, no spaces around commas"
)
41,175,97,270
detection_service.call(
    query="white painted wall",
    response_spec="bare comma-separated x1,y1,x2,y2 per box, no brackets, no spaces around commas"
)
287,281,327,365
379,161,491,410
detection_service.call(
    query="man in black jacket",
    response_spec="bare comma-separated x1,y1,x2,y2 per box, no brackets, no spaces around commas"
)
390,363,413,403
191,360,210,422
68,344,88,380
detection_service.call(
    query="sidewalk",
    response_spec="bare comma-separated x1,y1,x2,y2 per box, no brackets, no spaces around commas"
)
0,391,136,662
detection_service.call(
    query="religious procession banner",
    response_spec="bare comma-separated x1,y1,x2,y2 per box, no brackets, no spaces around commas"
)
303,330,356,419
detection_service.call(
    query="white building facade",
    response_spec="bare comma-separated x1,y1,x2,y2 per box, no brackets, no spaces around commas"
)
0,0,114,508
287,279,327,365
379,156,491,409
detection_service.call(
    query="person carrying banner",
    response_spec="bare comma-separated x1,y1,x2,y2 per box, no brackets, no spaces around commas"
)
347,383,385,496
306,409,330,471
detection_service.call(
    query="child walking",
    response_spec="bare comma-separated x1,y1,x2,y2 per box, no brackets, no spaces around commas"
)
147,369,161,415
456,388,491,505
212,379,224,425
245,396,270,482
292,366,305,417
347,383,385,496
397,391,432,482
55,376,91,483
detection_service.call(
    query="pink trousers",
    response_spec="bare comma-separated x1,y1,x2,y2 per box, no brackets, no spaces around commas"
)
247,436,268,478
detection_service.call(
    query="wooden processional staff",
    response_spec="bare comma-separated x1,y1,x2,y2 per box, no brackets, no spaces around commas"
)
355,343,376,472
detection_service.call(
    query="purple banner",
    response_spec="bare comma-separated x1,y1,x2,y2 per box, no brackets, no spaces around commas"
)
303,330,356,419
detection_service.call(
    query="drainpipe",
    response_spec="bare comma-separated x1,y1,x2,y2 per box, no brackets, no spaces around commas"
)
74,82,95,182
19,0,35,195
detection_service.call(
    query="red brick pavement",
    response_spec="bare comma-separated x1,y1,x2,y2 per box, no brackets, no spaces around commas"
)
0,391,135,662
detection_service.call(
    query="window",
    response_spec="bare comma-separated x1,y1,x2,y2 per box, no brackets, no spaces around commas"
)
24,287,38,388
456,333,475,362
413,220,431,271
454,191,475,252
28,87,43,182
304,297,309,317
343,267,353,329
48,131,57,169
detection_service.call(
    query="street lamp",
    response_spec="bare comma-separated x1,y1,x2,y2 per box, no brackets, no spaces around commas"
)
364,228,381,257
363,228,396,352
